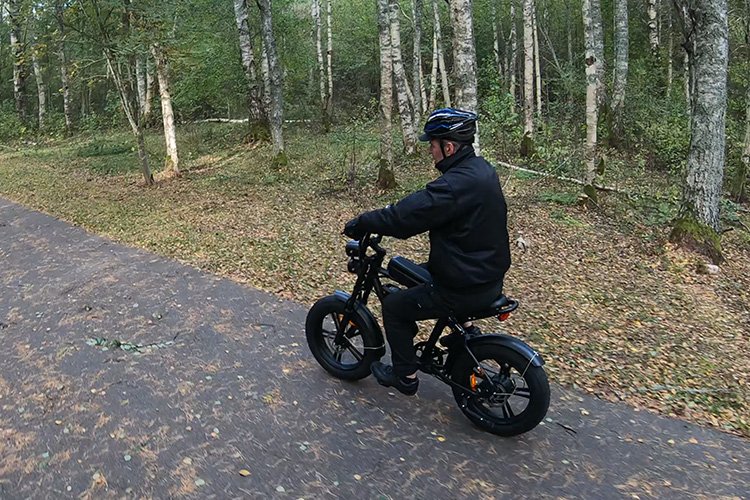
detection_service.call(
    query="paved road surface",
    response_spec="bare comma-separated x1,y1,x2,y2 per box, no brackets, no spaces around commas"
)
1,197,747,499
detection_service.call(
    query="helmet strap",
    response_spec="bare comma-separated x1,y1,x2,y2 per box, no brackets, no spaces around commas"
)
439,139,448,160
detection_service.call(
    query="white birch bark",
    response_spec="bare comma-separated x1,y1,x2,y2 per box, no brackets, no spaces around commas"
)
31,47,46,130
151,44,179,175
449,0,478,114
411,0,426,118
428,18,438,109
312,0,328,127
234,0,263,122
136,55,148,116
510,0,518,100
675,0,728,233
389,0,417,154
144,61,154,122
433,0,451,107
583,0,599,185
325,0,333,118
377,0,395,183
647,0,660,56
532,4,542,117
523,0,535,135
7,0,26,120
667,4,673,97
611,0,628,137
492,1,502,76
591,0,605,108
256,0,285,155
55,1,72,132
260,37,272,120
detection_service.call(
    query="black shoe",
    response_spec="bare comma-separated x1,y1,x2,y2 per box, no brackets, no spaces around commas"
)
371,362,419,396
439,325,482,348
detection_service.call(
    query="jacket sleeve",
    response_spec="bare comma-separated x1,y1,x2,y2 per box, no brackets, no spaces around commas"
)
357,177,457,239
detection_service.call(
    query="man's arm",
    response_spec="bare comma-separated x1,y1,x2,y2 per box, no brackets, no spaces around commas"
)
357,177,457,239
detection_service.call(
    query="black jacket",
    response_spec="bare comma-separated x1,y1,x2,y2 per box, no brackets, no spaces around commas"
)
358,146,511,289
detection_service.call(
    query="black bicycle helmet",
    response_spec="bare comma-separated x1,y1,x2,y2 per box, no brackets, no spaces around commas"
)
419,107,477,144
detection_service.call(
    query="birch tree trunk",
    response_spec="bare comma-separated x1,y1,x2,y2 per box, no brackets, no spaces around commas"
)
377,0,396,188
325,0,333,119
145,61,154,123
510,0,518,102
648,0,660,57
523,0,535,136
31,46,46,130
260,37,272,123
433,0,451,107
671,0,729,260
735,0,750,200
667,4,673,97
256,0,285,156
136,55,148,116
388,0,417,154
611,0,628,143
492,1,502,76
105,54,153,186
312,0,329,130
566,0,573,64
532,4,542,117
151,43,179,175
428,17,438,109
449,0,478,113
7,0,26,121
412,0,426,118
55,1,73,133
234,0,264,131
591,0,606,109
583,0,600,186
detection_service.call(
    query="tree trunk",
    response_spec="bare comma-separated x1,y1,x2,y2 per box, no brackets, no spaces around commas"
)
105,54,153,186
449,0,478,113
611,0,628,143
7,0,27,121
433,0,451,107
523,0,534,136
377,0,396,188
591,0,605,109
55,1,73,133
566,0,573,64
671,0,728,261
31,42,47,131
428,14,439,109
136,55,148,116
735,0,750,200
510,0,518,102
532,3,542,117
388,0,417,154
648,0,660,56
667,3,673,97
145,60,154,123
151,44,179,175
256,0,285,157
492,1,502,76
412,0,426,118
325,0,333,120
234,0,264,130
312,0,329,130
583,0,600,186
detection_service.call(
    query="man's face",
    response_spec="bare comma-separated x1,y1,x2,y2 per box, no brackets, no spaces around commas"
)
429,139,453,163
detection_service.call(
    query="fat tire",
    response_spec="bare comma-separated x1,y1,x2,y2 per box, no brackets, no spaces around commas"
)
306,295,382,380
451,342,550,436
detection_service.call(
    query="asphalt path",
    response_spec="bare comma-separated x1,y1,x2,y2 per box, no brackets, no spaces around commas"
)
1,197,748,499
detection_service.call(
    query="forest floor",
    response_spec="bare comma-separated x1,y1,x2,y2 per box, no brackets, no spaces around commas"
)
1,122,748,437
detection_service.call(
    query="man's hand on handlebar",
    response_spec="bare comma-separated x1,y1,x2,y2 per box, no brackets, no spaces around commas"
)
343,217,367,240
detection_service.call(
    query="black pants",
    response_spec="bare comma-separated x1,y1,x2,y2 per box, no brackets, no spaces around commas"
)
381,280,504,377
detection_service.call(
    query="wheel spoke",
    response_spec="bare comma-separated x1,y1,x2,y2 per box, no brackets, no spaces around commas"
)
502,401,515,419
345,343,364,362
321,328,336,339
513,387,531,398
331,313,343,332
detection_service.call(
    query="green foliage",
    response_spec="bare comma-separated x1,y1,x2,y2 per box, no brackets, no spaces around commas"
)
537,190,579,206
0,108,28,141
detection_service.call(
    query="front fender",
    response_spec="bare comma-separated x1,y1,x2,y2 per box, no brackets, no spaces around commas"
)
455,333,545,367
333,290,386,356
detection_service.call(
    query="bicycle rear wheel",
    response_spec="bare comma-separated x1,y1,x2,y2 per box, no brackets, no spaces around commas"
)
451,342,550,436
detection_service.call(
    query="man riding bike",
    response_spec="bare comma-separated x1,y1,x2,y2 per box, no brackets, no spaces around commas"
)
343,108,511,396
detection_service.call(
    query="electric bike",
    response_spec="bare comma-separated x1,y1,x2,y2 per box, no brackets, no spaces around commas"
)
305,234,550,436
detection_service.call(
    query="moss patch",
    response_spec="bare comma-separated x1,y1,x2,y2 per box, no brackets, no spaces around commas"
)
669,217,724,264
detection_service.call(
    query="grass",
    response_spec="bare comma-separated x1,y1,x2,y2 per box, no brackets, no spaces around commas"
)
1,122,749,437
